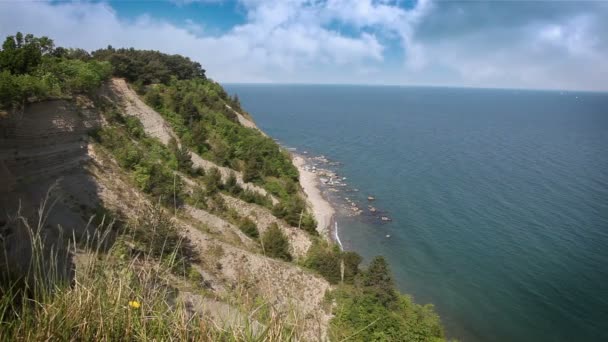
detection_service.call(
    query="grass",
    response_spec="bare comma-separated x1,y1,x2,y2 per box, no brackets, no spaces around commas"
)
0,192,302,341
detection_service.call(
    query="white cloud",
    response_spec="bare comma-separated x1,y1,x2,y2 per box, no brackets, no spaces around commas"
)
0,0,398,83
398,1,608,90
0,0,606,90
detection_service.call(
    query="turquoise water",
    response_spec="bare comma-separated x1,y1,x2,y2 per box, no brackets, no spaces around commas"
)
225,84,608,342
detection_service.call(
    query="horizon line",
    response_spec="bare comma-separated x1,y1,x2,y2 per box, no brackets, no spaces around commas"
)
221,82,607,94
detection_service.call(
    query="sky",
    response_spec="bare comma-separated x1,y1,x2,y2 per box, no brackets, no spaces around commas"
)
0,0,606,91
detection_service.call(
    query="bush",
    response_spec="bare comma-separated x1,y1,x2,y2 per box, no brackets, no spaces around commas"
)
223,172,241,194
329,257,446,342
304,241,342,284
190,185,207,209
204,167,222,195
124,116,145,138
272,197,317,234
169,138,193,173
0,34,111,109
261,223,292,261
94,125,183,207
239,189,272,207
304,241,363,285
342,251,362,284
130,204,195,273
362,256,399,308
238,217,259,239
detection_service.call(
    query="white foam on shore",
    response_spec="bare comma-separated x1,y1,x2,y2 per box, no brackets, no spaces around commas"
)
335,221,343,250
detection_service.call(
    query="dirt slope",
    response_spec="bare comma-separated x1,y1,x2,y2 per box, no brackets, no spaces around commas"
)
102,78,277,204
225,104,265,135
91,139,331,340
222,195,313,259
1,87,331,341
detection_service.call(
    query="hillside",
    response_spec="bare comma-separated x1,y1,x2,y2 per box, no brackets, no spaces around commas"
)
0,33,447,341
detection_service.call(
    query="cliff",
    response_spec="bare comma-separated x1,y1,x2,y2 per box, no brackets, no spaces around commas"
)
0,33,446,341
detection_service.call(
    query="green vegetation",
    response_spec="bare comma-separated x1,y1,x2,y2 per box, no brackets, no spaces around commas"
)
86,46,314,231
0,200,293,341
0,32,111,109
261,223,292,261
302,242,446,341
238,217,260,239
92,111,184,207
272,197,317,234
149,77,314,230
91,46,206,86
0,31,315,234
304,240,360,284
329,256,445,341
129,204,196,273
1,32,448,341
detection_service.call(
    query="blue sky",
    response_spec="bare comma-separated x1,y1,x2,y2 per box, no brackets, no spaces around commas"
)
1,0,606,91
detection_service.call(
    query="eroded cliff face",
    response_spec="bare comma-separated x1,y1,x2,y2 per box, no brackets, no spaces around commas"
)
1,99,101,284
0,81,331,340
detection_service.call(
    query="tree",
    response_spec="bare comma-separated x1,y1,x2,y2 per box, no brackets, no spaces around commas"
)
223,172,241,195
300,212,317,234
0,33,43,74
37,36,55,55
144,87,162,109
204,167,222,195
169,138,193,173
242,158,260,183
342,251,362,283
304,242,342,284
363,256,398,307
181,95,199,127
261,223,292,261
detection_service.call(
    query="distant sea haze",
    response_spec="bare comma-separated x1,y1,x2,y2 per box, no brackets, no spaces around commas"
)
226,84,608,342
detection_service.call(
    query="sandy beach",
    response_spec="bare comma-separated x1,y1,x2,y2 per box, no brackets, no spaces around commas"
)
292,155,335,240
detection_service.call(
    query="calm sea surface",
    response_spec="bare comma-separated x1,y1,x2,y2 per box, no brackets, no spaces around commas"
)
225,84,608,342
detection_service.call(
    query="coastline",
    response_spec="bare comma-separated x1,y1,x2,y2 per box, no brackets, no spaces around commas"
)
292,154,337,243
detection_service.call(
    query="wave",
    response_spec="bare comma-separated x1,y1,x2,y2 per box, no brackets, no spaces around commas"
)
334,221,344,250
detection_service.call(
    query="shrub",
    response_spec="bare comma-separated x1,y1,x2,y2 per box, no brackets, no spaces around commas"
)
129,204,195,273
329,257,446,342
204,167,222,195
168,138,193,173
261,223,292,261
191,185,207,209
362,256,399,308
223,172,241,194
304,241,342,284
238,217,259,239
272,197,317,234
342,251,362,284
240,189,272,207
124,116,145,138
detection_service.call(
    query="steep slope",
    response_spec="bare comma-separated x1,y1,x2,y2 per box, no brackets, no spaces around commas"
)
91,141,332,340
0,88,331,340
101,77,313,257
0,99,102,238
225,103,265,134
0,36,447,342
222,195,313,258
101,78,277,204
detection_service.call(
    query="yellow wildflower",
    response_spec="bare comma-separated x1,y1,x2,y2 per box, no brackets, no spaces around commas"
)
128,300,141,309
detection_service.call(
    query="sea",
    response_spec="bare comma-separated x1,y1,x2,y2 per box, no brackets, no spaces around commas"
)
225,84,608,342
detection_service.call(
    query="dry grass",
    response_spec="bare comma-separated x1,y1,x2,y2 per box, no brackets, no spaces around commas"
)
0,194,301,342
